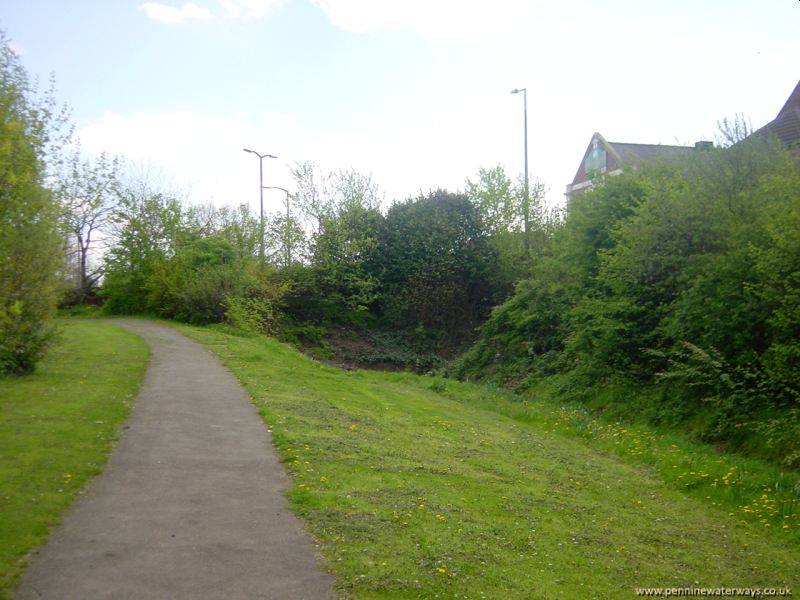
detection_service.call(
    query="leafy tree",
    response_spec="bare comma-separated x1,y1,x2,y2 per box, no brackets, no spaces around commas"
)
377,190,496,342
466,165,554,299
0,33,65,374
465,165,517,235
290,161,331,236
101,185,186,314
147,235,257,324
266,211,306,267
282,164,384,324
311,201,383,321
56,150,122,304
188,202,261,259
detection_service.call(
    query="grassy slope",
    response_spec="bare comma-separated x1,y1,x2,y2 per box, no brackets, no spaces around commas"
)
0,320,149,599
179,324,799,600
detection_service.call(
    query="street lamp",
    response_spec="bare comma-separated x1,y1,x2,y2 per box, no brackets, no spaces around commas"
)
265,186,291,267
510,87,529,254
243,148,277,265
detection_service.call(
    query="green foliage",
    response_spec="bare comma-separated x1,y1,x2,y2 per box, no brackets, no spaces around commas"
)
344,329,444,372
101,188,292,330
465,165,518,235
284,164,384,325
0,33,64,374
377,189,496,341
147,236,255,324
101,188,186,314
223,273,290,335
310,199,383,321
458,134,800,466
55,150,122,305
193,202,260,259
466,166,558,301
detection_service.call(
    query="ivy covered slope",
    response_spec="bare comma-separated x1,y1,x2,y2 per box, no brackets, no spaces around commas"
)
454,134,800,468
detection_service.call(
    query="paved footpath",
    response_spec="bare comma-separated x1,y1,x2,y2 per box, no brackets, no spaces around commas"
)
16,319,333,600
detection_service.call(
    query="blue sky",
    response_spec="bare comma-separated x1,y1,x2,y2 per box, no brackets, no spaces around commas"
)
1,0,798,215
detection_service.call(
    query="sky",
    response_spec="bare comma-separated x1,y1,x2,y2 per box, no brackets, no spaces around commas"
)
1,0,798,216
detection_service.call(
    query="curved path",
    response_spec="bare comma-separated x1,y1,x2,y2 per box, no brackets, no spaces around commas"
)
16,319,333,600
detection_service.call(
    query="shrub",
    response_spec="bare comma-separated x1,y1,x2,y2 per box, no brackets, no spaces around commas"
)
0,34,63,375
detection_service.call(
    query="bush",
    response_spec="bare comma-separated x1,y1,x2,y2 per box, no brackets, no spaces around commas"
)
0,301,56,374
456,136,800,467
0,34,63,375
224,276,289,335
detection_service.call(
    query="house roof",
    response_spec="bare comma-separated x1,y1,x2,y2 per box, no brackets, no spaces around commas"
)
755,79,800,147
776,79,800,118
607,141,694,164
570,132,693,188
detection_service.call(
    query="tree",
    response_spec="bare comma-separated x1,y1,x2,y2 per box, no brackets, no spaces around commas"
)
311,201,383,321
56,150,122,304
147,235,257,324
457,131,800,464
280,164,385,324
187,202,261,259
266,211,307,267
101,184,186,314
290,161,331,236
0,33,65,373
466,166,555,298
377,190,496,341
465,165,518,235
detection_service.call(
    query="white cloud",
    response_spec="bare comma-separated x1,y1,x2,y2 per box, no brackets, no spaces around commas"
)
75,110,300,210
309,0,540,39
218,0,284,18
139,2,212,24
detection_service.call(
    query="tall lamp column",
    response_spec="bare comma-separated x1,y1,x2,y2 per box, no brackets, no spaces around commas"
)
243,148,278,265
510,87,529,254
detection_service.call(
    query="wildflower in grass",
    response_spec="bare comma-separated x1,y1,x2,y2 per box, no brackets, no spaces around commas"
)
436,566,447,574
319,476,328,483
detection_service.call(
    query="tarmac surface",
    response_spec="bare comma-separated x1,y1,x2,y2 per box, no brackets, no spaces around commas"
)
15,319,333,600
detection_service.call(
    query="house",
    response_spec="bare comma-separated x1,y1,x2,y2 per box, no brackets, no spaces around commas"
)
565,133,701,201
566,79,800,202
754,79,800,149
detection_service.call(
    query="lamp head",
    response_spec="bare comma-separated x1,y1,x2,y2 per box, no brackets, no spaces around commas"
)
243,148,278,159
511,87,526,95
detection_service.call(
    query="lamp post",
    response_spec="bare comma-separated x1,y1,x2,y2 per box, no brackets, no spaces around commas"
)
243,148,277,265
265,186,291,267
510,87,529,254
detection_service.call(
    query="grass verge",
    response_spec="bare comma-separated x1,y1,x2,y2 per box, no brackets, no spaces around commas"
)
178,324,799,599
411,378,800,541
0,320,148,599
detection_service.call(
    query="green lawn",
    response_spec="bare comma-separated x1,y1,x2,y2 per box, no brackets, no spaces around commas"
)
178,324,799,599
0,320,148,599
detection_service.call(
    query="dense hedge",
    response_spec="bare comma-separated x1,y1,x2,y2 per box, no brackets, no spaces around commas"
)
454,136,800,467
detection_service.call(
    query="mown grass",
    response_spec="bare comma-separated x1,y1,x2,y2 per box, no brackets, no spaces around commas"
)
412,378,800,542
179,324,799,599
0,320,148,599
